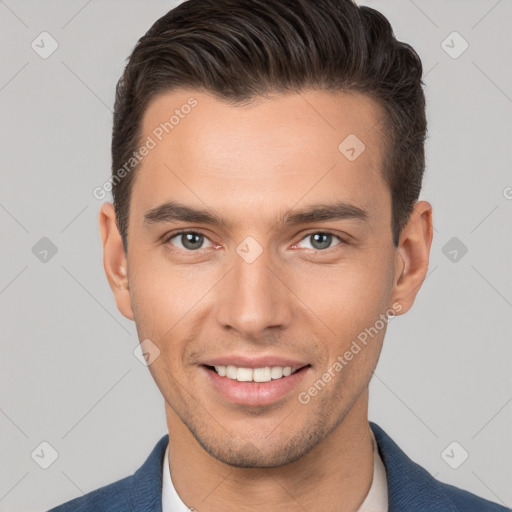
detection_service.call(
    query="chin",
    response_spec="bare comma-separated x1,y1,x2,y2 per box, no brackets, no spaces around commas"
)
188,419,329,468
202,439,309,468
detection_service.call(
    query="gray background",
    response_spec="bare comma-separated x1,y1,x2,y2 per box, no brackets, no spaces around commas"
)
0,0,511,510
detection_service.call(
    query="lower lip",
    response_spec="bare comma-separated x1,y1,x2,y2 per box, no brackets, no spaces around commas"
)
202,366,310,406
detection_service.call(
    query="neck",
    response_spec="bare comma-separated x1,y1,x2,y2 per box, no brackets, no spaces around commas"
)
165,390,374,512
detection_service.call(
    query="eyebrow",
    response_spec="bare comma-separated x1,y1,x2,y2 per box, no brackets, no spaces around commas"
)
143,200,369,228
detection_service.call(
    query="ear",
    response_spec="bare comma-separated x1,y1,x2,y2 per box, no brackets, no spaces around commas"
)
390,200,433,315
98,202,134,321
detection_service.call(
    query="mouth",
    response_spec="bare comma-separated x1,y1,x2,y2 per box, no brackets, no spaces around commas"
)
204,364,309,382
201,363,312,406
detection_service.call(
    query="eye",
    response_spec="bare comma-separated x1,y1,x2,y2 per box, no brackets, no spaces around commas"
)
165,231,214,251
163,230,346,253
296,232,344,251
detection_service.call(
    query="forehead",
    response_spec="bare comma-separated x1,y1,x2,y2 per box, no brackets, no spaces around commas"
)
131,88,390,230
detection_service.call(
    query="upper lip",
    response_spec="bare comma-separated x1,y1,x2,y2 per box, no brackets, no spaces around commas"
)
201,355,310,369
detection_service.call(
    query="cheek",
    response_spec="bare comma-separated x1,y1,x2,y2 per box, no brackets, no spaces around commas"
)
293,256,394,334
128,256,218,376
129,251,211,328
290,257,394,393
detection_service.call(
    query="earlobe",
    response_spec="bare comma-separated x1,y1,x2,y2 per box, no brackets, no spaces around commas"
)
391,201,433,315
98,202,135,321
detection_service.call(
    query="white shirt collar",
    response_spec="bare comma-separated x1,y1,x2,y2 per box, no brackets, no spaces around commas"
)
161,441,190,512
162,429,388,512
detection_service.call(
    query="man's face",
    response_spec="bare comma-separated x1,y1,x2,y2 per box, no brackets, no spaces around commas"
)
119,89,403,467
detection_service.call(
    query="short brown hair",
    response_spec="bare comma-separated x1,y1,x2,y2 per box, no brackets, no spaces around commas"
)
111,0,426,251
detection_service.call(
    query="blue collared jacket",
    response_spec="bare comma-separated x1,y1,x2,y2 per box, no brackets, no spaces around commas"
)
48,421,510,511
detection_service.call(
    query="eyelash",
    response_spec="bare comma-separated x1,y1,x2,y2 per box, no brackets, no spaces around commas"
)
162,230,347,254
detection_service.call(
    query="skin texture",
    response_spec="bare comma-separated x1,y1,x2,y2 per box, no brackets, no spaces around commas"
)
99,88,433,511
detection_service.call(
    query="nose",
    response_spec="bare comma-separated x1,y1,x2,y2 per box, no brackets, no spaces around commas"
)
214,243,293,341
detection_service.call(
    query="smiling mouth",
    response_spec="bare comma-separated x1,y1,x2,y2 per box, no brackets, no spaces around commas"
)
204,364,311,383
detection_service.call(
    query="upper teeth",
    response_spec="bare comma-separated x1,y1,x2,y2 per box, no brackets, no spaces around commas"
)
214,365,300,382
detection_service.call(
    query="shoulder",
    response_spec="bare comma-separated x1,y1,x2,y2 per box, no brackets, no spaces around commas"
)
47,434,169,512
47,475,134,512
435,479,511,512
370,421,510,512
